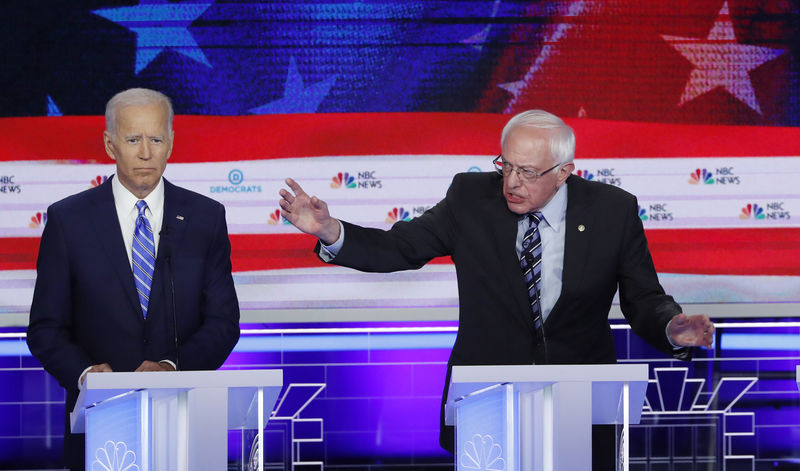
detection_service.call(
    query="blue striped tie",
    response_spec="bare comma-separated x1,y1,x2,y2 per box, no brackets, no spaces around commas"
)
519,212,544,341
132,200,156,318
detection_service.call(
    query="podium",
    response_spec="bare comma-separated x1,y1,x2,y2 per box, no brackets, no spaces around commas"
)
71,369,283,471
445,364,648,471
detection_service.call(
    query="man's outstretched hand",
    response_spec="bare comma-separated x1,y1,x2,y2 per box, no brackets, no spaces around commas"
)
279,178,341,245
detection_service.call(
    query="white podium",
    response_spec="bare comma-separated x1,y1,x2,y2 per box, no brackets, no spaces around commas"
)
445,364,648,471
71,369,283,471
796,365,800,390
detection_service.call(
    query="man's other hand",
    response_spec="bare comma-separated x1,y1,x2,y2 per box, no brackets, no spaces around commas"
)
668,313,714,348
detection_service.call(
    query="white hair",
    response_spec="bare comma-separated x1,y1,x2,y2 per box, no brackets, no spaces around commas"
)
500,109,575,165
105,88,174,134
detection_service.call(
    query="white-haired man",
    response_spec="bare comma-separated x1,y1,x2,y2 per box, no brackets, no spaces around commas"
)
27,88,240,470
279,109,713,469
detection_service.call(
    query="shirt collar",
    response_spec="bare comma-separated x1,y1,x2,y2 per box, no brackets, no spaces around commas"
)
534,182,568,231
112,175,165,216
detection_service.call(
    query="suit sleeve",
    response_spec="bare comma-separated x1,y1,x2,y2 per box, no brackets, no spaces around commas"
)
26,206,94,390
175,204,240,370
616,195,689,359
316,176,460,272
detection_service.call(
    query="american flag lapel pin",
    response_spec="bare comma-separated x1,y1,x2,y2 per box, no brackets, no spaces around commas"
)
176,215,184,221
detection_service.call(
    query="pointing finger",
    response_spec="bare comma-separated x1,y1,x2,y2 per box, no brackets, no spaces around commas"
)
285,177,305,196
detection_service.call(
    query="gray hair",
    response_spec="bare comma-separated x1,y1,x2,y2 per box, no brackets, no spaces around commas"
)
500,110,575,165
105,88,174,134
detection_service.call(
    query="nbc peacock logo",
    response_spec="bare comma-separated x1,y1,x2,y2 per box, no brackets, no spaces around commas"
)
689,168,714,185
330,172,356,189
739,203,765,220
267,209,290,225
90,175,110,188
576,170,594,180
638,206,648,221
385,207,411,224
29,212,47,228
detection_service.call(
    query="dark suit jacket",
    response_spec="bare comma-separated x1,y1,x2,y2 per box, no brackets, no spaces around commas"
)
27,177,240,469
316,172,686,451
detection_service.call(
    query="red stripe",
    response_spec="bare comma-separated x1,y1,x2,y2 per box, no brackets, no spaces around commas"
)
1,114,799,162
3,229,798,276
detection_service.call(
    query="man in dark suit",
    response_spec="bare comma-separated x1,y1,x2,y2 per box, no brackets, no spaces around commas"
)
27,88,240,470
278,109,714,469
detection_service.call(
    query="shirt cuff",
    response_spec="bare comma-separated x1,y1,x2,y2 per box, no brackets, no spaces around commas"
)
665,321,681,349
318,220,345,262
159,359,177,371
78,365,93,390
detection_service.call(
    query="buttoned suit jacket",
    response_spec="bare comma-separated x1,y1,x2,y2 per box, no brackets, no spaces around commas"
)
315,172,687,449
27,177,240,468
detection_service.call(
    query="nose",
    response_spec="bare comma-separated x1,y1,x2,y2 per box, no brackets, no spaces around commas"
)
140,141,151,160
506,168,522,187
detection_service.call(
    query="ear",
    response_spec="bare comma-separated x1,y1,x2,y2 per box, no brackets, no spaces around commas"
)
103,131,117,161
165,130,175,161
557,162,575,185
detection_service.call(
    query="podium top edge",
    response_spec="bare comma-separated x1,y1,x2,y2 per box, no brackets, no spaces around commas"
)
83,369,283,391
450,364,648,383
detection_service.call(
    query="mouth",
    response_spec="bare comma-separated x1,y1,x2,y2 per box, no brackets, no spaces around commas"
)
505,192,525,204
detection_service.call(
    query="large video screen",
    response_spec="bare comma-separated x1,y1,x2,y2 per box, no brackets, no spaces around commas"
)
1,0,798,323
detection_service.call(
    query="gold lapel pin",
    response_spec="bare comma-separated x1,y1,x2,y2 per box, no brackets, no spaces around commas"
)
578,224,585,232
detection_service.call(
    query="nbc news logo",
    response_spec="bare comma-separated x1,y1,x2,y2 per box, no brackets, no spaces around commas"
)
385,207,411,223
331,171,382,190
740,203,790,220
689,168,740,185
1,175,21,194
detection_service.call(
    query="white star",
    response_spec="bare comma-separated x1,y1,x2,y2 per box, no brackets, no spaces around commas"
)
661,2,785,115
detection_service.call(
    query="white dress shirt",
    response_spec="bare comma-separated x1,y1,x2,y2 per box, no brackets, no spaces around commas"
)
112,175,164,266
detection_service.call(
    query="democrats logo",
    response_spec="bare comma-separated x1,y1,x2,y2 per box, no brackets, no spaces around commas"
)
29,211,47,228
267,209,291,225
210,169,262,194
330,172,356,189
467,166,482,173
638,206,648,221
331,171,382,190
0,175,21,194
739,203,765,220
386,207,411,223
576,169,594,181
90,175,110,188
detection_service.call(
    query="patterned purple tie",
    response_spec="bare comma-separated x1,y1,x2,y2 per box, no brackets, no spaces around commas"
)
132,200,155,318
519,212,544,341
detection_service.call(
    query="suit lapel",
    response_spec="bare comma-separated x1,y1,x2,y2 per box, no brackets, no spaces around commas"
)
87,179,141,316
488,183,536,334
158,179,188,263
550,175,593,317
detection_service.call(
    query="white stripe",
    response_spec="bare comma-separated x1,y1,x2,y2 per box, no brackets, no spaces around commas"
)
132,246,155,271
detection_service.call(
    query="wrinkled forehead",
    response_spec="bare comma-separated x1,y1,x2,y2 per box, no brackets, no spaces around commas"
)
114,103,172,135
501,127,555,167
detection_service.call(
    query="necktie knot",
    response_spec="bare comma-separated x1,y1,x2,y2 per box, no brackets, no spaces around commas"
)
527,211,543,227
136,200,148,217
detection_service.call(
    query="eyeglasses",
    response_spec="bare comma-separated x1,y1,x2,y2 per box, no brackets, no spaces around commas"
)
493,155,560,182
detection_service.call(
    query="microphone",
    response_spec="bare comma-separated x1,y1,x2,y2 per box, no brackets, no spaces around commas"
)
159,237,180,371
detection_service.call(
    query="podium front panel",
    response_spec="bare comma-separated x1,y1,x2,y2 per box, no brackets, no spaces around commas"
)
456,384,517,471
86,390,151,471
